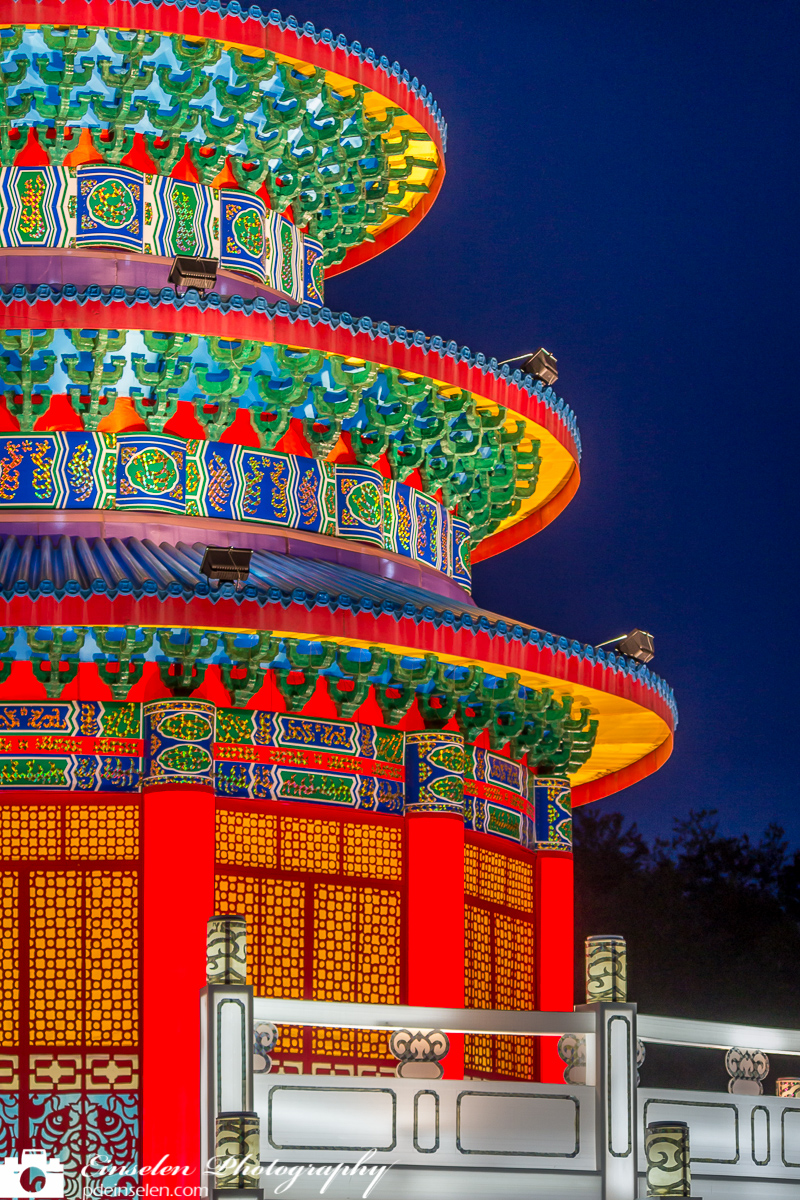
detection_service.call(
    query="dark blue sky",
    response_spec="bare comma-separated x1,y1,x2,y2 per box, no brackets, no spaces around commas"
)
294,0,799,841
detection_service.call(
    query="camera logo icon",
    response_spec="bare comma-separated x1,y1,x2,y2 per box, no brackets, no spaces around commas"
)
0,1151,65,1198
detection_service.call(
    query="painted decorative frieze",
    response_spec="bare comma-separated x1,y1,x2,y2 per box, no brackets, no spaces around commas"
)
214,710,405,815
0,433,470,584
0,166,322,303
464,745,531,845
530,775,572,851
143,699,216,788
0,700,141,792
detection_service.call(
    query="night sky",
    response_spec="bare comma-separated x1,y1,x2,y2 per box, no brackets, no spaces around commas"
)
282,1,799,841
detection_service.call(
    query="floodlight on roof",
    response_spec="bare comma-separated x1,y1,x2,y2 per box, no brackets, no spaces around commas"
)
498,347,558,387
167,255,218,295
596,629,655,664
199,546,252,588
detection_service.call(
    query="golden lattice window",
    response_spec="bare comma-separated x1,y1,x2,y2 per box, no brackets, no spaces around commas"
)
30,871,82,1045
356,1029,393,1062
343,823,402,881
312,1027,354,1059
464,839,537,1081
262,879,305,999
465,904,492,1009
506,857,535,913
465,1034,492,1074
494,914,535,1010
0,806,60,860
274,1023,304,1059
215,813,402,1042
66,806,139,860
478,848,507,906
85,871,138,1044
358,888,401,1003
496,1036,536,1078
464,842,479,897
29,869,140,1047
216,809,277,868
313,884,357,1001
0,872,18,1043
281,818,340,875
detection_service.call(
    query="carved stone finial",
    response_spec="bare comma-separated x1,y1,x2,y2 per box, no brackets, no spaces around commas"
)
389,1028,450,1079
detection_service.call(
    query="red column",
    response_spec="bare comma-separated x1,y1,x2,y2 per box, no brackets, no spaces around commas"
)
142,782,215,1178
535,850,574,1082
405,812,465,1078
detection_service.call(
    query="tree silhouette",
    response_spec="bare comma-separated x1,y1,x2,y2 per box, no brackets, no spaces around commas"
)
574,807,800,1027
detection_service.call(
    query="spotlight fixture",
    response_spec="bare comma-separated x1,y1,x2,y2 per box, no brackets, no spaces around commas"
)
167,255,219,295
200,546,253,587
498,347,558,387
521,347,558,387
596,629,655,664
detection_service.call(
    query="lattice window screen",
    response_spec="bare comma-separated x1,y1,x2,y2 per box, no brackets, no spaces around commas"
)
215,807,402,1075
464,839,536,1080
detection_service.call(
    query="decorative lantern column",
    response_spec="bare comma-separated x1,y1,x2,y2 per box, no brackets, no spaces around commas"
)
531,777,573,1081
645,1121,691,1197
585,934,628,1002
404,731,466,1078
214,1112,262,1196
142,700,217,1178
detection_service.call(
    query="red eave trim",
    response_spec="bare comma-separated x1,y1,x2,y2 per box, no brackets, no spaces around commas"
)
0,592,676,733
571,733,675,807
3,299,579,465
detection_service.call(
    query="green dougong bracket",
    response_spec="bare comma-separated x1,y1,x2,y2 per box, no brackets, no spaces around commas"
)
0,624,599,773
0,24,441,265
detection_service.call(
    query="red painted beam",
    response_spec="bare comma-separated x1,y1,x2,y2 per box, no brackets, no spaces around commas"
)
405,812,465,1078
535,850,574,1083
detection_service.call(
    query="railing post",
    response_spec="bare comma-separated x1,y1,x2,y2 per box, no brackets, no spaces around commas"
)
214,1111,263,1199
577,934,638,1200
201,915,255,1195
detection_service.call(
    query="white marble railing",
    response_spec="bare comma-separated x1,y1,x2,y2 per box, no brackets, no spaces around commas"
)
199,995,800,1200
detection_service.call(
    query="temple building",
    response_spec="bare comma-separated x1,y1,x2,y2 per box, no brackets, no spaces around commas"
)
0,3,675,1189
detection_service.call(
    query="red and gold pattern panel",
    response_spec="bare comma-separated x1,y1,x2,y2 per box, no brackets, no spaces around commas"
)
215,803,402,1075
6,805,141,1048
0,809,61,860
66,808,139,861
216,809,277,869
85,872,138,1046
464,836,536,1081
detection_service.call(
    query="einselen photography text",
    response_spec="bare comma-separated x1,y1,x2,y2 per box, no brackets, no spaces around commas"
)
80,1152,391,1198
